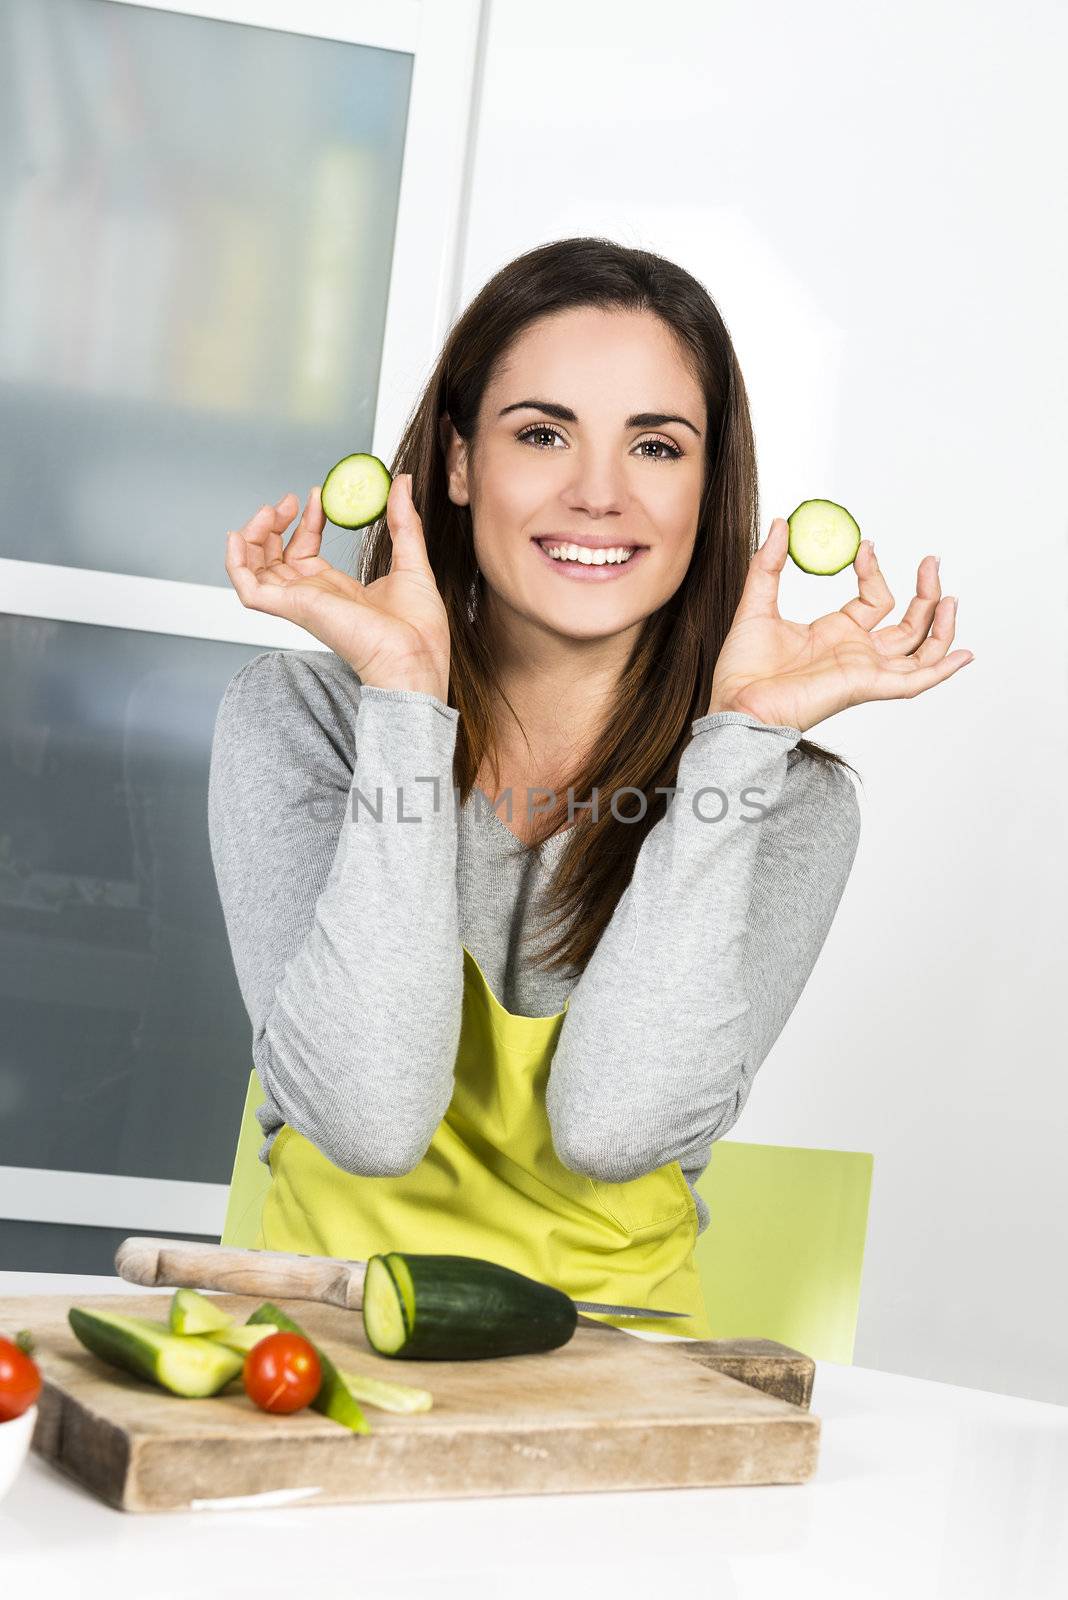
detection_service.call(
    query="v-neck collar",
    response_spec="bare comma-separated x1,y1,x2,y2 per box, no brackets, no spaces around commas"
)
467,789,577,853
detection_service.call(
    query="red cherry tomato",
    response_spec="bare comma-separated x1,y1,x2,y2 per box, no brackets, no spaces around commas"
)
243,1332,321,1415
0,1335,42,1421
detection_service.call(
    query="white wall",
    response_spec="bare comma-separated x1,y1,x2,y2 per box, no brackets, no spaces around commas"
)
455,0,1068,1404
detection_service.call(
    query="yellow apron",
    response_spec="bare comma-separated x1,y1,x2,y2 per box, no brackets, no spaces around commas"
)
256,944,713,1340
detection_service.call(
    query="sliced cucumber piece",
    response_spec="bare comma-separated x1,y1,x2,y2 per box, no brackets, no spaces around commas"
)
787,499,862,575
384,1252,416,1335
169,1286,234,1336
320,453,392,530
362,1252,578,1361
247,1302,370,1434
336,1366,433,1413
68,1307,244,1397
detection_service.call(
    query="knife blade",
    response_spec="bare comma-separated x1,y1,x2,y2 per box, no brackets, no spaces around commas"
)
114,1237,688,1319
570,1299,686,1318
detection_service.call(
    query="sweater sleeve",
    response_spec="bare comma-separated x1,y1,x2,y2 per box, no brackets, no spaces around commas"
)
544,710,862,1183
207,649,465,1177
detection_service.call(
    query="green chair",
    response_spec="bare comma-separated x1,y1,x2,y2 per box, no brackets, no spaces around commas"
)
693,1140,874,1365
223,1072,872,1364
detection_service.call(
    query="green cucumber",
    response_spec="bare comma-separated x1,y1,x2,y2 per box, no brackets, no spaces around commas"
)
68,1307,244,1397
320,453,392,530
169,1287,235,1336
787,498,862,575
247,1302,370,1435
362,1252,578,1361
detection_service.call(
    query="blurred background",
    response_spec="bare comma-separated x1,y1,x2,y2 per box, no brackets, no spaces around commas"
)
0,0,1064,1407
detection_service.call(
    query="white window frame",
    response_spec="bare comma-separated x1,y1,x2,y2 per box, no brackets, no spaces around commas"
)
1,0,484,1242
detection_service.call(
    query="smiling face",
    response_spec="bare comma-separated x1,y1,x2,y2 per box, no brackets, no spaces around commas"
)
443,306,707,645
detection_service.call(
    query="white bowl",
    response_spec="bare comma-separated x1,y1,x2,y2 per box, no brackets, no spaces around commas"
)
0,1404,38,1503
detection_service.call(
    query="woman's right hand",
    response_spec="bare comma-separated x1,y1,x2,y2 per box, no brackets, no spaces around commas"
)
224,474,451,699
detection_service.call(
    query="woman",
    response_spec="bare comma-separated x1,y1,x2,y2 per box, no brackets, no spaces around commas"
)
209,238,972,1339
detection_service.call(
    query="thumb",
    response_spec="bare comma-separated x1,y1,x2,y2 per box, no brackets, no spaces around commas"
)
384,474,434,577
735,517,788,621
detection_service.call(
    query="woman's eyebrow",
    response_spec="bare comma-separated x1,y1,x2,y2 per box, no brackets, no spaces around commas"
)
498,398,702,438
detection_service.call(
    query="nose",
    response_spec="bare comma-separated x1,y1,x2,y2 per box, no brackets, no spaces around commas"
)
561,451,627,520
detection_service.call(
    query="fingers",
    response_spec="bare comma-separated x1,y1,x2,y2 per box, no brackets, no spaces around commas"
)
224,528,290,614
888,601,972,675
839,539,895,632
383,474,433,577
865,549,975,679
869,591,974,698
890,593,963,671
870,644,974,700
225,491,301,607
871,553,942,657
734,518,789,622
284,486,325,564
230,493,300,577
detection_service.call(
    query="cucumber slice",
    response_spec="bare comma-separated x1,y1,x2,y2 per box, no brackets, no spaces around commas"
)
247,1302,370,1434
787,499,862,575
169,1286,234,1336
68,1307,244,1397
320,453,392,530
336,1366,433,1413
384,1252,416,1335
362,1252,578,1361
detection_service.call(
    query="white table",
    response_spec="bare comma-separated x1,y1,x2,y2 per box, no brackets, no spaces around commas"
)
1,1271,1065,1600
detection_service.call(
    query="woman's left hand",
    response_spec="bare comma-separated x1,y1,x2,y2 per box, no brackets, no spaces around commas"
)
706,520,975,733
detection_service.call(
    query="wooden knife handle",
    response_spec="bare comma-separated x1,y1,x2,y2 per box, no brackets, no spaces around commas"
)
113,1237,367,1312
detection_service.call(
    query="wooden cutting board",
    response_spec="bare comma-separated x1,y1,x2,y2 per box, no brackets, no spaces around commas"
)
1,1293,820,1513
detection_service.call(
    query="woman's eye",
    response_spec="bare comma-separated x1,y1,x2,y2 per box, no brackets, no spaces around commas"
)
518,425,563,449
636,437,681,460
516,425,681,460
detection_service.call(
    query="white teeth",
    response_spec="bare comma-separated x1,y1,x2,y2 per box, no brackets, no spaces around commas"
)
540,541,637,566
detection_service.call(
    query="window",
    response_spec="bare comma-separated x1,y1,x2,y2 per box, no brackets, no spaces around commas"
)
0,0,481,1273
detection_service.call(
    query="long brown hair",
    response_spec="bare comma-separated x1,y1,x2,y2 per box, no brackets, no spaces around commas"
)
357,236,860,980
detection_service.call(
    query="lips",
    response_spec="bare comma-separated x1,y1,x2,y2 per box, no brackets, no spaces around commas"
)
530,537,651,582
533,536,646,552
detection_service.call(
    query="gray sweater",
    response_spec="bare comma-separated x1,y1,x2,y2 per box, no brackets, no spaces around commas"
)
207,647,862,1235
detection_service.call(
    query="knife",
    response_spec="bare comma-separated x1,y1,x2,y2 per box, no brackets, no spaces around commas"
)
113,1237,688,1319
